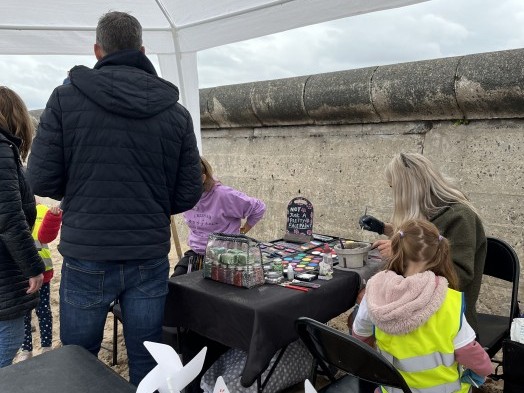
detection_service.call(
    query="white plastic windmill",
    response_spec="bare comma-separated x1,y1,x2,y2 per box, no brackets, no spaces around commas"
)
137,341,207,393
304,379,318,393
212,376,231,393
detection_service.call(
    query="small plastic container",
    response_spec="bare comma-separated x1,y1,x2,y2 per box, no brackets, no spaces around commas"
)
287,266,294,281
334,242,371,268
272,258,283,273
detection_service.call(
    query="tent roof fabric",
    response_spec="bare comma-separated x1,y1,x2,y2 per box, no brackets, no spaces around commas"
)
1,0,428,150
0,0,427,55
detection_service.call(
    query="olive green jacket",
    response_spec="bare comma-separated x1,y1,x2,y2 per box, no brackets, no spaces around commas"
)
431,203,487,333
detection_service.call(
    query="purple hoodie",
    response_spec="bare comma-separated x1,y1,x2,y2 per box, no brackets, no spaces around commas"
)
183,183,266,254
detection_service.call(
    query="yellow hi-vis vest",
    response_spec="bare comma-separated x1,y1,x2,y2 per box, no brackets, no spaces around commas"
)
376,288,471,393
32,204,53,271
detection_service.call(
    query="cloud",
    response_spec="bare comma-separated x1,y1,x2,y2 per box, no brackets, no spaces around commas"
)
1,0,524,109
198,0,524,87
0,55,92,109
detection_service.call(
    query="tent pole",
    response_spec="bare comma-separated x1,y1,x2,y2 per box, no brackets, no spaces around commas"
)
170,216,183,261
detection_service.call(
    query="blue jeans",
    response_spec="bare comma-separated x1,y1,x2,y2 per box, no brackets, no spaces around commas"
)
60,256,169,386
0,315,25,368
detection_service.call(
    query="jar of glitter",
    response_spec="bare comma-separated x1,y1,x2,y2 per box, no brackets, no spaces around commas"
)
243,266,254,288
202,260,212,278
226,265,234,284
218,264,227,282
234,266,244,287
254,264,265,285
211,262,219,281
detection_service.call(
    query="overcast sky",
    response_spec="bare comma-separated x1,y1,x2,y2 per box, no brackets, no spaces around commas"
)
1,0,523,110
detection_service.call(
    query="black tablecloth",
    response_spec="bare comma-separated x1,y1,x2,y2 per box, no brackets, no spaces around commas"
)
164,269,361,387
0,345,135,393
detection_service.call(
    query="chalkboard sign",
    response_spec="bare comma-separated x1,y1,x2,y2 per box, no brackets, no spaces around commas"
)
283,197,314,243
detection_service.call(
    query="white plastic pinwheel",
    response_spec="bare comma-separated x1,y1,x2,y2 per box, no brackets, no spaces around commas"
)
212,376,231,393
137,341,207,393
305,379,318,393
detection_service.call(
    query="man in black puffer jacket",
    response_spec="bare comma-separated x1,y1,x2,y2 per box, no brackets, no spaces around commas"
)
27,12,202,385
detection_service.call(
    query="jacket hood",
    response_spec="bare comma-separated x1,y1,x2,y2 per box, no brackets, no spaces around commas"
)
0,127,23,164
366,270,449,335
0,127,22,147
69,49,180,119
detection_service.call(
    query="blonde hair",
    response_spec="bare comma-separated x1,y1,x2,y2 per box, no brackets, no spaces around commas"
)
387,219,459,289
385,153,477,229
0,86,34,161
200,156,216,192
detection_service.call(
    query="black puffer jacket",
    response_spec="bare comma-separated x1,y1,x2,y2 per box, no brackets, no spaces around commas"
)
0,128,45,321
27,50,202,261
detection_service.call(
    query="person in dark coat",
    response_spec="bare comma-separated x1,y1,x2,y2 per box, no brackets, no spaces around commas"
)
0,86,45,368
27,12,202,385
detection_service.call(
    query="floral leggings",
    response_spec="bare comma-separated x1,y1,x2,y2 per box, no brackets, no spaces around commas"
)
22,282,52,351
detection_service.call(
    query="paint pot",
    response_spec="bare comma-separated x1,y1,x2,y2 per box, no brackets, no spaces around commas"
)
334,242,371,268
267,271,282,279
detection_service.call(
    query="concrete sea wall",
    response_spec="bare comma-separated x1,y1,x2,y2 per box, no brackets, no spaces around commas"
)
192,48,524,309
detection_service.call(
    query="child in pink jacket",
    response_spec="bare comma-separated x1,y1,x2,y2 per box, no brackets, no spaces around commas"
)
352,219,491,393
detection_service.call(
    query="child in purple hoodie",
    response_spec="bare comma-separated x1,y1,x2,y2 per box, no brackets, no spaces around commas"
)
172,157,266,276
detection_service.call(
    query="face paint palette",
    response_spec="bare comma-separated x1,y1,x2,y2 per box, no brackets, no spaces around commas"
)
262,236,343,273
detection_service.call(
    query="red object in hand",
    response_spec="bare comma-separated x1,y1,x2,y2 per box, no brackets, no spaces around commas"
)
38,210,63,243
322,243,331,253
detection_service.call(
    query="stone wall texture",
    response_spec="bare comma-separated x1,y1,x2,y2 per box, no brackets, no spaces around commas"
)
192,48,524,313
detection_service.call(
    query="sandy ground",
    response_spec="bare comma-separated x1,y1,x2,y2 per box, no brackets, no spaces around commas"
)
15,237,504,393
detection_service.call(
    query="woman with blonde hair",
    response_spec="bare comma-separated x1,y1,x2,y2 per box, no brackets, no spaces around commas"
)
0,86,45,367
359,152,486,332
353,219,491,392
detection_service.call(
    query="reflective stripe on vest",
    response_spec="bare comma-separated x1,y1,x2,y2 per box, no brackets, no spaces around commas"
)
376,289,470,393
35,240,53,271
380,351,456,373
381,382,471,393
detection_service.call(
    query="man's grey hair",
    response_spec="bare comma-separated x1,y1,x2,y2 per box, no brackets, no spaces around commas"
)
96,11,142,55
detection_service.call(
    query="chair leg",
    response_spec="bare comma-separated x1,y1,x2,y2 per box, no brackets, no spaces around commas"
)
112,315,118,366
311,358,318,386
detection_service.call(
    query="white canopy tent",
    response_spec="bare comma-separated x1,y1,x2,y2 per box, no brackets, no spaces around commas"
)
0,0,427,150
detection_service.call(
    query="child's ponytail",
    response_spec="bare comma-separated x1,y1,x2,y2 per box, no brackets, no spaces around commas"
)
386,230,407,276
428,235,459,290
386,219,459,289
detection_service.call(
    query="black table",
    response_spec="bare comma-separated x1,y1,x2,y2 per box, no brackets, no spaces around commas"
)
0,345,135,393
164,269,361,387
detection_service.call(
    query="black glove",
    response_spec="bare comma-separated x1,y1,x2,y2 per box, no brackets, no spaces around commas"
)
359,215,385,235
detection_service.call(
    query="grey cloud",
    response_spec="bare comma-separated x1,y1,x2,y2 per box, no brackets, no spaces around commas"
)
2,0,524,109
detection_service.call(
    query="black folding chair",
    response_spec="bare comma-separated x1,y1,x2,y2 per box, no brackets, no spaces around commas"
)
109,300,123,366
477,237,520,359
295,317,412,393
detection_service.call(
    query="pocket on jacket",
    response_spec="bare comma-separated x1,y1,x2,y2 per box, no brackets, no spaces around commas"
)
138,257,169,298
63,262,104,308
